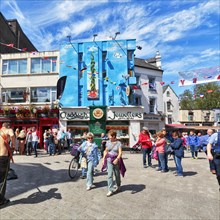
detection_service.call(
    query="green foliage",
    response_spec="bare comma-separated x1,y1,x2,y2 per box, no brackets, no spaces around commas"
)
90,52,96,92
179,82,220,110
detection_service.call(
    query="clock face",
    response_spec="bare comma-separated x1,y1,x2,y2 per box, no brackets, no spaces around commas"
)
93,108,104,119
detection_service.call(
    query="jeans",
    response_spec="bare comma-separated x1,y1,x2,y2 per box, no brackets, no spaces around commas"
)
190,145,198,158
49,143,55,155
158,153,168,171
213,155,220,186
142,148,152,166
107,160,121,192
86,161,94,188
204,151,216,171
32,141,38,157
26,142,32,155
45,140,49,153
174,155,183,176
0,156,10,203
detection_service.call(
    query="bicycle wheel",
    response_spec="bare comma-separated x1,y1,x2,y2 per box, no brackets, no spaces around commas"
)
68,157,79,179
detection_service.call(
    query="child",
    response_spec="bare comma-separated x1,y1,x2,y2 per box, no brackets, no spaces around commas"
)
78,132,100,190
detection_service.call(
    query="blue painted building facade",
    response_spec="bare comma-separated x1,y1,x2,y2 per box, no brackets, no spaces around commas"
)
59,39,136,107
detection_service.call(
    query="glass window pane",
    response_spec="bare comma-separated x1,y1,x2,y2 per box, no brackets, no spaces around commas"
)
8,60,17,74
52,58,57,72
42,59,51,73
31,58,41,73
2,61,8,74
18,59,27,74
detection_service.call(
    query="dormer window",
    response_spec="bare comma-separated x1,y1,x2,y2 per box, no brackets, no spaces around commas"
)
166,91,170,97
149,77,156,90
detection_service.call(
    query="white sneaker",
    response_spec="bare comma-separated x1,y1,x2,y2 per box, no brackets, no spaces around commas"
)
106,191,113,197
86,186,91,191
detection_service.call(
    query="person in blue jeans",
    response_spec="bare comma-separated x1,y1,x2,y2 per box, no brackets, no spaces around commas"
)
171,131,184,177
78,132,100,191
187,130,199,159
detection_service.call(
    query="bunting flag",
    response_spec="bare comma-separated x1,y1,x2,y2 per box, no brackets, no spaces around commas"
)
199,94,204,98
141,82,148,85
207,90,213,93
170,81,174,84
179,66,220,86
132,85,139,90
6,43,14,47
160,82,165,85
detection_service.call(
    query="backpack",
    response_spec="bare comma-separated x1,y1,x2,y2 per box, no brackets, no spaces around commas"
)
213,132,220,155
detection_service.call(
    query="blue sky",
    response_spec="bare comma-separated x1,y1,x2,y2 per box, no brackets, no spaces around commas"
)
1,0,219,95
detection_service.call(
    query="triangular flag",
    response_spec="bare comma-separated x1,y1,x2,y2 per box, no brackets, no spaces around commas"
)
207,90,213,93
199,94,204,98
217,75,220,80
193,78,197,83
180,79,185,86
160,82,165,85
170,81,174,84
141,82,148,85
6,43,14,47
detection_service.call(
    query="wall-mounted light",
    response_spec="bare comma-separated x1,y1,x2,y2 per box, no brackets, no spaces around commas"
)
136,46,142,50
114,32,120,40
93,34,98,41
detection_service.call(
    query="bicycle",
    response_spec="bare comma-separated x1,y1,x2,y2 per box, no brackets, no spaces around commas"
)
68,143,80,179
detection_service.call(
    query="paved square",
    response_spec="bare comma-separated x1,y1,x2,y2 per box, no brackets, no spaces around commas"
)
0,150,219,220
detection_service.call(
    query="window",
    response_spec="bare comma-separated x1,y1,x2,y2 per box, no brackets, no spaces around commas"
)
149,98,155,113
78,53,83,62
1,88,26,103
30,87,56,103
127,50,133,60
149,77,156,90
166,91,170,97
168,115,172,124
167,101,172,111
31,57,57,73
2,59,27,74
188,112,193,121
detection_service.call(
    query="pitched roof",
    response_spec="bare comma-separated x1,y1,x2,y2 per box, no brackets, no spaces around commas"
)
134,58,162,71
163,85,179,98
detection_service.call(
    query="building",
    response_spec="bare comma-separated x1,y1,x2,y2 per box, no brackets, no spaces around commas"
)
0,51,59,146
0,12,37,53
163,85,180,124
58,39,164,148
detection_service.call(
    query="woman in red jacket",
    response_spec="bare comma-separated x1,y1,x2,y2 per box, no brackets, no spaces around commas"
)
137,127,153,168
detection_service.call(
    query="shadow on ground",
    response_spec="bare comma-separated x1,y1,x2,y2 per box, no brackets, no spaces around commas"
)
8,188,61,206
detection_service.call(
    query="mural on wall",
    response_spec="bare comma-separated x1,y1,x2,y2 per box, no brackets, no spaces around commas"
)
86,47,99,100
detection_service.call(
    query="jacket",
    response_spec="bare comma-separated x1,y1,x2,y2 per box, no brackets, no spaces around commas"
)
137,132,152,149
155,138,166,153
187,135,199,146
171,138,184,158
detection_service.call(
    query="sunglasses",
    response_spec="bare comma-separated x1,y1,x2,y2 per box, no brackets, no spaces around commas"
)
88,137,93,139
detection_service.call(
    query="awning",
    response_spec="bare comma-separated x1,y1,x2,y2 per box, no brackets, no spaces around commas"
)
165,124,187,129
165,124,220,131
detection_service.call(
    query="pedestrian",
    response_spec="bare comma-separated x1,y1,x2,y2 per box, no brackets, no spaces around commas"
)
18,129,26,155
0,122,16,207
201,129,215,174
207,131,220,191
100,132,108,158
137,127,153,168
32,127,39,157
170,131,184,177
155,131,169,172
14,128,20,154
66,129,72,151
187,130,199,159
48,129,55,156
102,130,125,197
43,130,49,153
25,128,32,156
78,132,100,190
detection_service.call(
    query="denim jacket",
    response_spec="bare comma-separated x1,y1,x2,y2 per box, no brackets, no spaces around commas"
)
78,141,100,167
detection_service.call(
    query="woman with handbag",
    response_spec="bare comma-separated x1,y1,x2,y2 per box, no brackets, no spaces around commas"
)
170,131,184,177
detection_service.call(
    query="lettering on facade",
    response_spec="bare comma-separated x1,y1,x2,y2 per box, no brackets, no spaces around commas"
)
144,116,160,121
60,111,89,120
108,111,143,120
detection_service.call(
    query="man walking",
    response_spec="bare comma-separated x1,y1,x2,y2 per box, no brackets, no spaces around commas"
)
207,131,220,191
0,122,16,207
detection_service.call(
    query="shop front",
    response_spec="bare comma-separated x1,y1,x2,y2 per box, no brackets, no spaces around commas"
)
59,106,144,149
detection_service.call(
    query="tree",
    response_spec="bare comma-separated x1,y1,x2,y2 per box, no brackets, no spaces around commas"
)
179,89,194,110
179,82,220,110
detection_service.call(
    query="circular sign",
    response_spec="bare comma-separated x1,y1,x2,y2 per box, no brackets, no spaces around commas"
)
93,108,104,119
126,86,130,96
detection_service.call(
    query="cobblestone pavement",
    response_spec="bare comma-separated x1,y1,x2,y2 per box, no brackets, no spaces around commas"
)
0,150,219,220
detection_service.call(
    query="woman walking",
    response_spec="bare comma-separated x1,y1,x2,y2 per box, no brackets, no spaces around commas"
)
102,130,124,197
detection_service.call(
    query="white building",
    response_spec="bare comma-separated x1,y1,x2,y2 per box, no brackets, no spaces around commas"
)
163,85,180,124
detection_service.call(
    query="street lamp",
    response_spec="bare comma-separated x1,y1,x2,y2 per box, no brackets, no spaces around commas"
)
114,32,120,40
93,34,98,41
